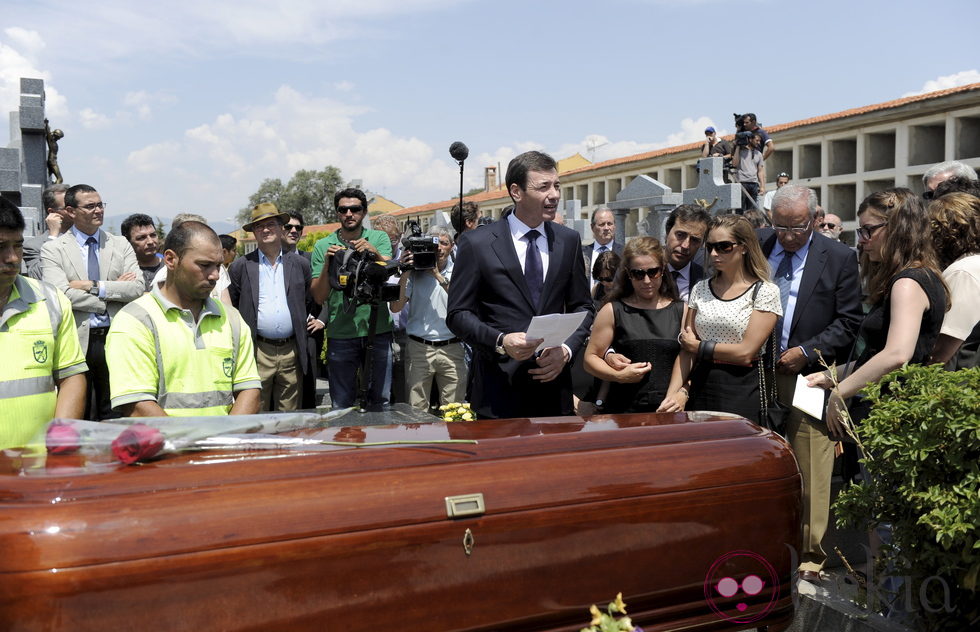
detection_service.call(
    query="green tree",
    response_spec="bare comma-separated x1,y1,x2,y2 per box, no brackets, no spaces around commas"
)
155,216,168,243
237,167,345,226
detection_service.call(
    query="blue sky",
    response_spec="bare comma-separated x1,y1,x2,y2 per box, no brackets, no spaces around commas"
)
1,0,978,227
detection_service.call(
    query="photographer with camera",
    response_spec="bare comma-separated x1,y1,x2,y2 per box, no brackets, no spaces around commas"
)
732,130,767,212
739,113,774,160
310,188,393,411
390,225,465,411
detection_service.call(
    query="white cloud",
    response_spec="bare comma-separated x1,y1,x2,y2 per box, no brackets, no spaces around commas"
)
334,80,355,93
0,29,68,124
77,108,113,130
123,91,177,120
903,70,980,97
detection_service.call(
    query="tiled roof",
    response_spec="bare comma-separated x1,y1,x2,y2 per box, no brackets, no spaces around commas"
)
562,82,980,176
385,82,980,216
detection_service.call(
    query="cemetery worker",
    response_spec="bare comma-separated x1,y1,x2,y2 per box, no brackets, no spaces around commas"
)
762,172,791,213
229,203,314,411
922,160,978,200
0,198,87,450
121,213,163,291
700,126,732,160
23,183,72,279
758,185,863,583
733,131,766,212
391,225,465,410
451,200,480,236
447,150,595,419
310,188,393,411
40,184,143,421
817,213,844,240
582,207,622,285
281,211,327,407
151,214,233,305
664,204,710,302
741,113,774,160
106,221,260,417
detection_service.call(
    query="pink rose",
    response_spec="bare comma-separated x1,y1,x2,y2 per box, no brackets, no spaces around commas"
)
46,421,80,455
111,424,165,465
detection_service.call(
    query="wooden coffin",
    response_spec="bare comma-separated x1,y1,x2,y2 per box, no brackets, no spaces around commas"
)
0,412,801,631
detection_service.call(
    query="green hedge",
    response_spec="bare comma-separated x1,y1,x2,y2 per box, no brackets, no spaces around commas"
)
834,364,980,630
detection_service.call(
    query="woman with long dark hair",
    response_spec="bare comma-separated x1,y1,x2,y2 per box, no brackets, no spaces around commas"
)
807,188,948,434
583,237,683,413
659,214,781,422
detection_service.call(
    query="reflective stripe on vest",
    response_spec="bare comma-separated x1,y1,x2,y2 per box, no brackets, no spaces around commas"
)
0,375,56,400
124,300,241,411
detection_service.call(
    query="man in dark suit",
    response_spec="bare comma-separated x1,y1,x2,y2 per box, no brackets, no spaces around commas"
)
447,151,594,419
581,207,623,283
758,185,863,583
229,203,315,411
664,204,710,301
282,210,326,409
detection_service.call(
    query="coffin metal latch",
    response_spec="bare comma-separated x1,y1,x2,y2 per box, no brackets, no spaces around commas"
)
462,528,475,556
445,493,485,519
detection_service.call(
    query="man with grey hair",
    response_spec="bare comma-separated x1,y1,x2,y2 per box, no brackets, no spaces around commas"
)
390,225,465,410
922,160,979,199
23,183,71,279
582,207,621,285
757,184,863,583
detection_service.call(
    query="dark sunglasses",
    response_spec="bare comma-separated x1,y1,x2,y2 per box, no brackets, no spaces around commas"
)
337,205,364,214
705,240,738,254
285,224,303,232
628,267,662,281
818,222,837,230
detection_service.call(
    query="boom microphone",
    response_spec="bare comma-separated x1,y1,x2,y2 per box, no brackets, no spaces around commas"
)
449,141,469,163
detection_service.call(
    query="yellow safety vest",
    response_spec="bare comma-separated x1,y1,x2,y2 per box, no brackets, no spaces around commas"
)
0,277,84,449
107,292,254,417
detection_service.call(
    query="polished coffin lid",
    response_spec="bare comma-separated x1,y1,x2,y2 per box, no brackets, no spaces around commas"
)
0,411,800,574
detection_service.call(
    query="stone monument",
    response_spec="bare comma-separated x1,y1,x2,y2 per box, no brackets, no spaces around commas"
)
1,78,48,236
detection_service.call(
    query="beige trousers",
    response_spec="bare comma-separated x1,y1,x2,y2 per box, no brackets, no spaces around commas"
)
405,339,466,411
256,338,303,412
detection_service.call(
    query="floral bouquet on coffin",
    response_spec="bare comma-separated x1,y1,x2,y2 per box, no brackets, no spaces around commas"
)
580,593,643,632
39,410,349,466
439,402,475,422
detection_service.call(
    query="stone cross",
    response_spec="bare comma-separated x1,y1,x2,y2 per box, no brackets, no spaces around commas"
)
682,156,741,212
608,175,682,244
1,78,47,236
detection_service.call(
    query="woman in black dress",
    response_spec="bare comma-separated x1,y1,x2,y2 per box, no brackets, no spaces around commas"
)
806,188,948,435
583,237,683,413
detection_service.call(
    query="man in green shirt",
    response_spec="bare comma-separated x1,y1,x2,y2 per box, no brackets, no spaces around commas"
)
310,188,392,410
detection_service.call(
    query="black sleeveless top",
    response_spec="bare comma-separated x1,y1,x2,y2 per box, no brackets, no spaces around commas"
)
604,300,684,413
855,268,947,369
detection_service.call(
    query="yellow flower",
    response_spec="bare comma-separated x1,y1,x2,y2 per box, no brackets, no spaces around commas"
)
589,604,602,626
461,413,473,421
613,592,627,614
443,415,454,422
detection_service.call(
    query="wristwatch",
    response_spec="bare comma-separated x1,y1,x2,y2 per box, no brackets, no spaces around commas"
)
495,333,507,356
88,281,100,296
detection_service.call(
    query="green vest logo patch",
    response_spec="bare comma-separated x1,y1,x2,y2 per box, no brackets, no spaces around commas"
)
222,357,234,378
33,340,49,364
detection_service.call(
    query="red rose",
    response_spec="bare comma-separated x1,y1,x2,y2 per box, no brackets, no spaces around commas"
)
111,424,165,465
46,421,80,455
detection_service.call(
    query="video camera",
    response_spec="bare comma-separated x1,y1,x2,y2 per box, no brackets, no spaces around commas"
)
400,219,438,271
733,112,755,147
328,247,400,311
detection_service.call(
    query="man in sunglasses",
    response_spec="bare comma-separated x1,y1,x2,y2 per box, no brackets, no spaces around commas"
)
310,188,393,411
758,185,863,583
40,184,144,420
817,213,843,241
922,160,977,199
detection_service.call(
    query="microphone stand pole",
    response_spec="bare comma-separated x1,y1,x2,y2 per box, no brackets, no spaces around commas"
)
457,159,465,231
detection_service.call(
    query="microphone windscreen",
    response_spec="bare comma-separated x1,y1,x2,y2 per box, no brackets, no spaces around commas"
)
449,141,469,162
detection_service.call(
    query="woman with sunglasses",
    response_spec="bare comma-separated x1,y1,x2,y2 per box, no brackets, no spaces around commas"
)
659,215,781,422
583,237,683,413
928,191,980,370
591,250,621,305
806,188,948,436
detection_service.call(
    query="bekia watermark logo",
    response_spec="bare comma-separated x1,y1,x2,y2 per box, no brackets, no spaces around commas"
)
703,550,779,624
